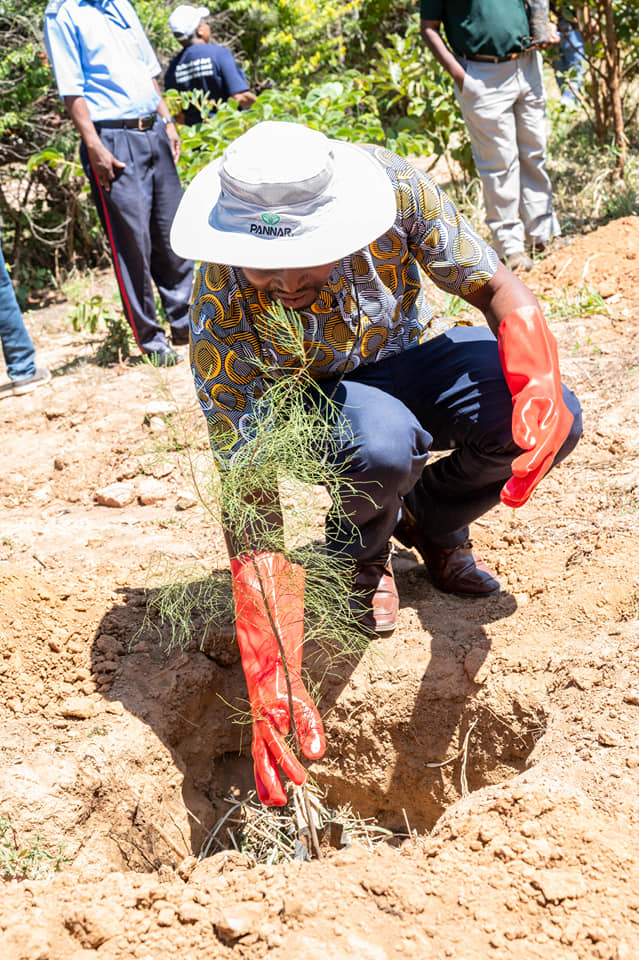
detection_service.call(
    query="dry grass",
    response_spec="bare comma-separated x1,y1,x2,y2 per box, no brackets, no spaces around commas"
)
199,785,397,864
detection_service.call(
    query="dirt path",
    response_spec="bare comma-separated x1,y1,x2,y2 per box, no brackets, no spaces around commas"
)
1,217,639,960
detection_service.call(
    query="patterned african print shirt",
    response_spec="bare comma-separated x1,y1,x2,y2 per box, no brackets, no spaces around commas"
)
189,145,499,459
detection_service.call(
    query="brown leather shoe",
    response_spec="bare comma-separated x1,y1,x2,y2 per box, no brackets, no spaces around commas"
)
394,509,500,596
352,543,399,634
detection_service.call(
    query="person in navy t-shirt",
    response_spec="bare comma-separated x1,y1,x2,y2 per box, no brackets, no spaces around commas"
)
165,4,256,126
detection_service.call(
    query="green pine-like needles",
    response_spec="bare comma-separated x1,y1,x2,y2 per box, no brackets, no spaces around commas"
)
143,302,383,787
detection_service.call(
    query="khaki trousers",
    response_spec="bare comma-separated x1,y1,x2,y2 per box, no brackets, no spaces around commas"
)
455,50,559,258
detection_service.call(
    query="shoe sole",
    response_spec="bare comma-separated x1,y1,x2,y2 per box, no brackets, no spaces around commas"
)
10,374,52,396
358,616,397,636
375,620,398,634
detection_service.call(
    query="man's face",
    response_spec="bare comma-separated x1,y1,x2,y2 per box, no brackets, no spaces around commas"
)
241,264,334,310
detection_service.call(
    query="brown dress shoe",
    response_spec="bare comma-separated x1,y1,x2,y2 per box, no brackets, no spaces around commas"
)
352,543,399,633
394,510,500,596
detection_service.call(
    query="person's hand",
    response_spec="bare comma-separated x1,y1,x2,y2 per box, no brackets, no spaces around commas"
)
86,140,125,191
498,305,574,508
454,69,467,92
250,667,326,806
539,21,560,47
231,552,326,806
165,121,181,165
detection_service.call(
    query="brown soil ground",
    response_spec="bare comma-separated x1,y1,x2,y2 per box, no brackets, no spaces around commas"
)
1,216,639,960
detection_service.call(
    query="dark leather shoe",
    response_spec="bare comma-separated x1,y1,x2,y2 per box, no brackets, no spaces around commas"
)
146,345,182,367
394,509,500,596
352,543,399,634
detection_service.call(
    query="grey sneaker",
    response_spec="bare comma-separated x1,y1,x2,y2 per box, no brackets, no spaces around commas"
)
0,367,51,399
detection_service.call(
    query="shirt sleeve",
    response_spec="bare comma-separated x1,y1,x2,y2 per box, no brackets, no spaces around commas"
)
190,264,263,462
44,8,86,97
419,0,445,20
216,47,251,98
383,151,499,298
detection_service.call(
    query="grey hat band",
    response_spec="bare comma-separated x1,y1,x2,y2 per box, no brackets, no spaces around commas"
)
209,189,333,240
209,157,337,241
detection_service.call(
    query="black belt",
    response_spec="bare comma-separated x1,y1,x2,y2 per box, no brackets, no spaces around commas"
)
464,51,522,63
94,114,157,131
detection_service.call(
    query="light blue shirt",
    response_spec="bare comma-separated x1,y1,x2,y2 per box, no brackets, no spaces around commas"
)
44,0,161,120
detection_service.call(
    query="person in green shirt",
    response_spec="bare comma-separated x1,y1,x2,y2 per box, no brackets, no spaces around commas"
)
421,0,565,273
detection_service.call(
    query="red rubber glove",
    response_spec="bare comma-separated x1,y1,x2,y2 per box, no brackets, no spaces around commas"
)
498,305,574,508
230,552,326,806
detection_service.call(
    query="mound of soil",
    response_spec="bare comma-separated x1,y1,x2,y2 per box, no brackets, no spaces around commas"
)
1,218,638,960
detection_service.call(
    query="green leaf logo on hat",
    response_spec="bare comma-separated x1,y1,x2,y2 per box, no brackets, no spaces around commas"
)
261,213,281,226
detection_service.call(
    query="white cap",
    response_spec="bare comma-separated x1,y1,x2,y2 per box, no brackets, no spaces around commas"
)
168,4,210,38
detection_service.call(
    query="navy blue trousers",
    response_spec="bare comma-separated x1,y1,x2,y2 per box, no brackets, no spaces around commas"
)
81,121,194,353
316,325,582,560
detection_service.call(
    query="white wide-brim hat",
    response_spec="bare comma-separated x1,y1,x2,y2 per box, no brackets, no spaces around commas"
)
170,121,397,269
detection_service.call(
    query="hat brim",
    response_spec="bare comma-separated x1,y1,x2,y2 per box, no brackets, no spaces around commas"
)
170,139,397,269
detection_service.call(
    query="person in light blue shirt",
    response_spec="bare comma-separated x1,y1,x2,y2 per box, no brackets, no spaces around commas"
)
44,0,194,365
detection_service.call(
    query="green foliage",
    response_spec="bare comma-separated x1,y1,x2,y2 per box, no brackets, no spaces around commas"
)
27,146,84,185
173,72,447,185
0,42,51,139
0,816,69,881
207,0,415,87
546,96,639,231
134,0,179,50
95,314,133,366
174,77,385,181
67,292,133,365
211,0,360,85
68,294,111,335
540,284,609,322
142,303,377,673
366,18,473,175
169,15,472,183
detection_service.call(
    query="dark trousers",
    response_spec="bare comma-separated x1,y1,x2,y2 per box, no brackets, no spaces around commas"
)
81,122,194,353
317,325,582,560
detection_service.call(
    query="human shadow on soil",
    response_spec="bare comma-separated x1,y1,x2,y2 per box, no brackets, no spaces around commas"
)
90,549,520,859
384,546,524,833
